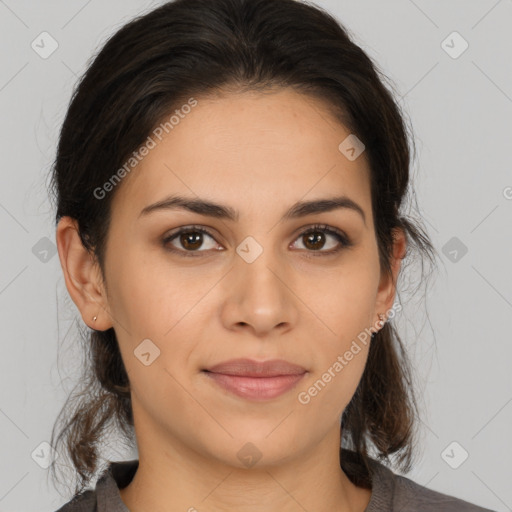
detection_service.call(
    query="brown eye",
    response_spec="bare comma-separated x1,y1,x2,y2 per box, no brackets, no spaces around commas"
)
162,224,352,259
162,226,220,257
302,231,327,251
178,231,204,250
291,224,352,256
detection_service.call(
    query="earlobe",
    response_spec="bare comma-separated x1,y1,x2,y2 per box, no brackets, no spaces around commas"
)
55,216,111,331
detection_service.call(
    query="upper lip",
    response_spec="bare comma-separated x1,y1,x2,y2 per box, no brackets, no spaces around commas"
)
203,358,307,377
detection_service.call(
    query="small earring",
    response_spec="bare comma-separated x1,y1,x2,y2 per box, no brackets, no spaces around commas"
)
93,316,97,322
377,313,386,328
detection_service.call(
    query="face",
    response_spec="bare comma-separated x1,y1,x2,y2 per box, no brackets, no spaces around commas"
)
63,88,401,469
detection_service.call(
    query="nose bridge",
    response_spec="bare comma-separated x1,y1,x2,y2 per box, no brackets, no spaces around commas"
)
235,233,285,300
222,234,297,333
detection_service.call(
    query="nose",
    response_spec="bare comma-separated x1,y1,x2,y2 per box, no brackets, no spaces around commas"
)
219,246,299,337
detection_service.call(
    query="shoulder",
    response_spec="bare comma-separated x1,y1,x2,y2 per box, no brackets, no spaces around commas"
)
53,459,138,512
390,472,497,511
369,457,496,512
54,489,97,512
340,449,496,512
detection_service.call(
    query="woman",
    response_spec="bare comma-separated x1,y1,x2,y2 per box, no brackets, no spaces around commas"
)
49,0,495,510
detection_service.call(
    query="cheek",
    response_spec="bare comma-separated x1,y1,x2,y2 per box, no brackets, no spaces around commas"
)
106,251,212,384
305,266,378,338
297,269,376,414
104,245,196,337
297,335,370,423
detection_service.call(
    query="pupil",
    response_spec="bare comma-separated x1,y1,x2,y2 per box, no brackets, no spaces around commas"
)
305,232,324,250
182,232,202,250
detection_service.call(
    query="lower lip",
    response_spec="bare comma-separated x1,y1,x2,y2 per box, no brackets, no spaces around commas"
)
203,371,306,401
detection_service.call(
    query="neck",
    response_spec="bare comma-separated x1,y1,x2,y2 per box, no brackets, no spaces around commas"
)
119,424,371,512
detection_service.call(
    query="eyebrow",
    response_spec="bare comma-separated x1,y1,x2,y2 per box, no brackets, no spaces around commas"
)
138,194,366,226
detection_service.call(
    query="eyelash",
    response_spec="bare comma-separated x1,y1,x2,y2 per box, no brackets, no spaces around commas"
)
162,223,353,259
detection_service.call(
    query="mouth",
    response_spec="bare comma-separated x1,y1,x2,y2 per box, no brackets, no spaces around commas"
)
201,358,307,401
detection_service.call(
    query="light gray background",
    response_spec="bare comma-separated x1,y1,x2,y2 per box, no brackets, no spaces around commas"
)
0,0,511,511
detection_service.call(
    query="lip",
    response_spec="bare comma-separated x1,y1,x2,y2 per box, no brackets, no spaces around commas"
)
202,358,307,401
204,358,307,377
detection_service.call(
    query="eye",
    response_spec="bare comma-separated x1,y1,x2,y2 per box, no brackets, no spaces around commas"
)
290,224,353,257
162,223,353,258
162,225,221,258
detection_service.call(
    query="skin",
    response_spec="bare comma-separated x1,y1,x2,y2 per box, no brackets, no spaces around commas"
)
56,88,406,512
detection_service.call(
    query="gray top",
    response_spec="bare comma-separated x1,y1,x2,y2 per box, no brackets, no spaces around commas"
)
55,450,496,512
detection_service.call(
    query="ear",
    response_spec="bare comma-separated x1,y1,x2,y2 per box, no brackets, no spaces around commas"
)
374,227,407,322
55,216,112,331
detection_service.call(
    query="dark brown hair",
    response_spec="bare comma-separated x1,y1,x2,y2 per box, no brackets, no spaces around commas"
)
48,0,438,497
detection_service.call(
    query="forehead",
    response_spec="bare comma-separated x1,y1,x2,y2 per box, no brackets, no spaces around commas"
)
110,88,373,224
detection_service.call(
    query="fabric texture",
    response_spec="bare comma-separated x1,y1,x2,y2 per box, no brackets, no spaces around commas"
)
55,449,496,512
